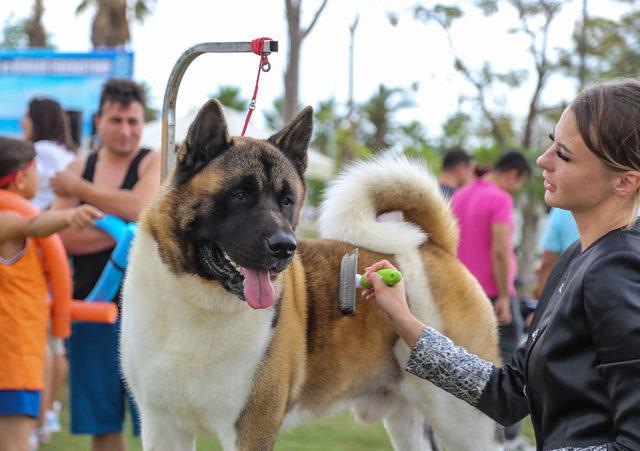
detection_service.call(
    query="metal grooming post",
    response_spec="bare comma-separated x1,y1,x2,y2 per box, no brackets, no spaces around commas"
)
160,40,278,179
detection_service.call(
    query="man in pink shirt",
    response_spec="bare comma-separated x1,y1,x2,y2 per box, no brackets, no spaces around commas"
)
451,151,531,447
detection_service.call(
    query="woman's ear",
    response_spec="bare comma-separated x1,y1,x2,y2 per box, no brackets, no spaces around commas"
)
613,170,640,196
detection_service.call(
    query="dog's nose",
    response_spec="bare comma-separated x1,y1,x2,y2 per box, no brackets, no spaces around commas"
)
266,231,297,259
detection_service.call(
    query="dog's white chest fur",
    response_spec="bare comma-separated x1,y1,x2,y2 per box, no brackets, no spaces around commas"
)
121,230,274,446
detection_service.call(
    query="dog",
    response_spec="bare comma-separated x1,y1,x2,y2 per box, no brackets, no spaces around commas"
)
120,99,502,450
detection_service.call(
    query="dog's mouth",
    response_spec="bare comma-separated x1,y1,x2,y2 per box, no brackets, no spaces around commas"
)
199,244,290,310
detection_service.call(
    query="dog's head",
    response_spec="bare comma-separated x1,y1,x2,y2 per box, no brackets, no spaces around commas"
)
151,99,313,309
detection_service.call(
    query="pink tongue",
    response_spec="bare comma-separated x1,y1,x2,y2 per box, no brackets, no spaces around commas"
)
241,268,275,309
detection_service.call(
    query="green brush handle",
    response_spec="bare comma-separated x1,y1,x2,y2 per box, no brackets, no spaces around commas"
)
358,268,402,289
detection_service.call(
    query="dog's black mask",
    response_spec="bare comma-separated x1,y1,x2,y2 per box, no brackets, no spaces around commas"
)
174,99,313,303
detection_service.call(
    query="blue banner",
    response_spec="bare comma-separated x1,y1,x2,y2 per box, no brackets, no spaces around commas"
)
0,49,134,142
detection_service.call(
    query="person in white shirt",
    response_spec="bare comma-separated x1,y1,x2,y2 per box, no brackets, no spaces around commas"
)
22,97,77,211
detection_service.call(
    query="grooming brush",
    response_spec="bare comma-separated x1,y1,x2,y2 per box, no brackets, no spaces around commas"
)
339,249,403,315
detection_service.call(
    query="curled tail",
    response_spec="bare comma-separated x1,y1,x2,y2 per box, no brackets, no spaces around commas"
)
318,155,458,255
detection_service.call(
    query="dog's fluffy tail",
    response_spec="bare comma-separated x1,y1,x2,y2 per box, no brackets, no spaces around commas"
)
318,155,458,255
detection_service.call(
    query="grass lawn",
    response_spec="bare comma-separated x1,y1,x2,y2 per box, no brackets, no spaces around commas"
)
42,385,535,450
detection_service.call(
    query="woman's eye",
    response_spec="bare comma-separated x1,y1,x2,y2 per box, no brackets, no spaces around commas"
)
556,150,570,162
231,191,247,201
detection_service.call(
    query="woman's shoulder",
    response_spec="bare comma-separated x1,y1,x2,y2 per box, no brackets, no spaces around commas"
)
592,221,640,255
581,224,640,288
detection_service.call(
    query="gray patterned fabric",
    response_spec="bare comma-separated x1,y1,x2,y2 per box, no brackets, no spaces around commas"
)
550,445,619,450
405,327,494,406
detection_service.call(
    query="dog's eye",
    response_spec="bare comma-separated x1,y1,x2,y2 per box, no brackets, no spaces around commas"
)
231,191,247,202
282,196,293,206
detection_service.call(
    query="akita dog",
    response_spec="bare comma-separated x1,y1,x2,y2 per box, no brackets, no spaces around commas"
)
121,99,502,450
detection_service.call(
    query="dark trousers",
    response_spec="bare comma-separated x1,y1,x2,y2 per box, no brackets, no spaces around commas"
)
490,296,524,440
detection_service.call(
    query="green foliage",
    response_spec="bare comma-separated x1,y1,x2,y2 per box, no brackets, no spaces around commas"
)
440,111,472,149
0,14,28,49
0,8,54,49
138,80,159,122
132,0,156,21
472,144,502,167
210,86,248,112
361,85,415,152
414,4,464,27
560,8,640,82
473,0,499,15
495,69,528,88
306,178,326,207
403,145,441,173
264,96,286,132
311,98,342,157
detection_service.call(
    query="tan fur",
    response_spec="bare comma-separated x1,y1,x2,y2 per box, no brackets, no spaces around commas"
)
421,245,501,364
373,179,459,254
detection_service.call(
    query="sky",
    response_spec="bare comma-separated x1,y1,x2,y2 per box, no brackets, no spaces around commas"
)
0,0,628,139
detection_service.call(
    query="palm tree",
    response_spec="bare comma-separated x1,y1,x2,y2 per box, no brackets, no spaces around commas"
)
361,85,414,152
1,0,52,49
76,0,155,48
25,0,47,47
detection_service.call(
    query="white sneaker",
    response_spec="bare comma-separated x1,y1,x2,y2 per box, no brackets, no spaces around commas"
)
45,401,62,433
29,431,39,450
503,436,536,451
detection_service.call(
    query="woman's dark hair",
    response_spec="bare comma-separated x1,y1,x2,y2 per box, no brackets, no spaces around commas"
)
0,136,36,186
572,78,640,222
28,97,77,153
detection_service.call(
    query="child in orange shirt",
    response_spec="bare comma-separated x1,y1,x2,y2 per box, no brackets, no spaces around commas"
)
0,136,102,451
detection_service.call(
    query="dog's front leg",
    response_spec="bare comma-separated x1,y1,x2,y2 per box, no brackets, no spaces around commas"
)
140,407,196,451
233,383,289,451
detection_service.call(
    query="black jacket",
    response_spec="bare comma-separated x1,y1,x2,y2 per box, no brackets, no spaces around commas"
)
477,222,640,450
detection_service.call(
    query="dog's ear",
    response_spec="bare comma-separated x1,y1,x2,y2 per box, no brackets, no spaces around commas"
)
267,106,313,176
175,99,230,185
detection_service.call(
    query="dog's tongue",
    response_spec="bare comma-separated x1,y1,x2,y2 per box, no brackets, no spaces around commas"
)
241,268,275,309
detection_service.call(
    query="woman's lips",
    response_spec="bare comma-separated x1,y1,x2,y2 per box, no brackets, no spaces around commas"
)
544,178,557,191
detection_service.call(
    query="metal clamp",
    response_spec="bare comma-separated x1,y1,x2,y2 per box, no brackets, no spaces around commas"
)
160,40,278,179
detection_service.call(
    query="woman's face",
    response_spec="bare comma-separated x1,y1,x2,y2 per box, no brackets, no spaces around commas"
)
536,107,616,214
21,112,33,141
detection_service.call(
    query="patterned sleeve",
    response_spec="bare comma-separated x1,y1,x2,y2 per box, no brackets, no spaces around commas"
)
405,327,494,406
406,327,531,426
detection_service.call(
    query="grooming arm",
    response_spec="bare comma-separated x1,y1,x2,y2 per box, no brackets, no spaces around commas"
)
405,327,494,407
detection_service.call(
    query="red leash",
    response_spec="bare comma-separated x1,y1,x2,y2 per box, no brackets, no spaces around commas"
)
241,37,273,136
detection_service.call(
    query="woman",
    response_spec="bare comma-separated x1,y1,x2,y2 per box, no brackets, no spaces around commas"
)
363,79,640,450
21,97,77,210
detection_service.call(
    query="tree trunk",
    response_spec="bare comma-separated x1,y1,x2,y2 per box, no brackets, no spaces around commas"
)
25,0,47,47
284,26,301,124
283,0,328,123
518,192,544,297
92,0,129,48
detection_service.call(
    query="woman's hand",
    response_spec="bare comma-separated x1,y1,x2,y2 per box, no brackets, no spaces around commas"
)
362,260,426,347
362,260,410,320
